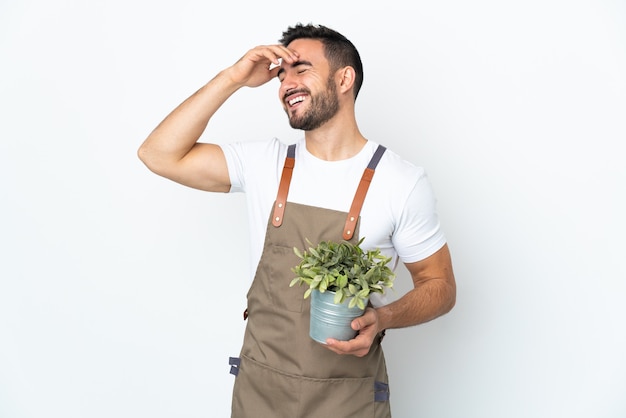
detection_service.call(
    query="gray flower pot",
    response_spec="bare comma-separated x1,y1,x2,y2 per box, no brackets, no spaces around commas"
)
309,289,366,344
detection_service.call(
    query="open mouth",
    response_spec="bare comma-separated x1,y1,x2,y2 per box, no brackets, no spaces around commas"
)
285,93,307,108
288,96,305,106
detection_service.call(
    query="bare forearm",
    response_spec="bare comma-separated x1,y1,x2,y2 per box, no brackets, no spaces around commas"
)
138,70,241,168
376,279,456,331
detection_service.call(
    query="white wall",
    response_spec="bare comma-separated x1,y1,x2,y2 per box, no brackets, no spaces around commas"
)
1,1,625,417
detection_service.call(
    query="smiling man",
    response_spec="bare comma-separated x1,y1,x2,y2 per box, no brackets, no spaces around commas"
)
278,40,342,131
138,23,456,418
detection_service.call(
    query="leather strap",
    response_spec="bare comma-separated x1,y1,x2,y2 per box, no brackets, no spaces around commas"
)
272,144,296,227
342,145,386,240
272,143,386,237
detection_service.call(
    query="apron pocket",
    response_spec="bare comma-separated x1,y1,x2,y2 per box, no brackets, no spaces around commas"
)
232,355,386,418
298,375,377,418
231,355,300,418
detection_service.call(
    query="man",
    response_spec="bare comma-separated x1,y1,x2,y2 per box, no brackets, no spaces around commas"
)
139,23,456,418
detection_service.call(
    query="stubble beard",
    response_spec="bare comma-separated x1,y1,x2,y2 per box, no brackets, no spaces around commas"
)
287,77,339,131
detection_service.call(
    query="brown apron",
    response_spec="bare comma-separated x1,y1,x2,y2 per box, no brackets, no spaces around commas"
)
229,144,391,418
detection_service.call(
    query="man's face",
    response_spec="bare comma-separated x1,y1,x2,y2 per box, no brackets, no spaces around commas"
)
277,39,340,131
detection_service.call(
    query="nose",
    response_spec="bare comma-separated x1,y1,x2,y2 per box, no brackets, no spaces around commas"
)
279,71,297,98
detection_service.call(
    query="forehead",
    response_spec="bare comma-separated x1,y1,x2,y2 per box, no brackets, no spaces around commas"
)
283,38,328,67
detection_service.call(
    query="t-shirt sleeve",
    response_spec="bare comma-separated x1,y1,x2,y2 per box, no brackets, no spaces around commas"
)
221,138,286,194
392,171,447,264
221,142,247,193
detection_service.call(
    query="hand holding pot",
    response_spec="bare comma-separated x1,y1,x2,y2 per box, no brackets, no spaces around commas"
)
324,307,380,357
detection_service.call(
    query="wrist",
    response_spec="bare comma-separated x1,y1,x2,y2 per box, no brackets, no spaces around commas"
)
213,68,245,93
374,306,392,332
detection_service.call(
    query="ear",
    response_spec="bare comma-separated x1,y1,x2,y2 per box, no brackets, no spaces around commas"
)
336,66,356,95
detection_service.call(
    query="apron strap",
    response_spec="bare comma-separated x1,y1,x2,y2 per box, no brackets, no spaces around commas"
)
271,143,386,238
343,145,386,240
272,144,296,227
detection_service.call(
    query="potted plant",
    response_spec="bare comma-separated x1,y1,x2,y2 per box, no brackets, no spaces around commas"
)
290,237,395,343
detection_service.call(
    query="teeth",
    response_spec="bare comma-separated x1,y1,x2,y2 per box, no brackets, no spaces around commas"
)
288,96,305,106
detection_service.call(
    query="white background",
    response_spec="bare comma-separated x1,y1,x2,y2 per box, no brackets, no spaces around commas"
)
1,1,625,417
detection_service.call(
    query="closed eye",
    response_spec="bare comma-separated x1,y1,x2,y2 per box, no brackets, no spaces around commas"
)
277,60,313,82
293,61,312,72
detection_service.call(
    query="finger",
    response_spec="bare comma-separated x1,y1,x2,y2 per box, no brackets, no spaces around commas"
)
324,341,368,358
323,341,344,355
268,65,281,79
352,309,376,331
258,44,299,65
324,340,357,356
326,337,367,354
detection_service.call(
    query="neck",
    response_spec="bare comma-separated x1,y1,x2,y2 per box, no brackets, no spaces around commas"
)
303,115,366,161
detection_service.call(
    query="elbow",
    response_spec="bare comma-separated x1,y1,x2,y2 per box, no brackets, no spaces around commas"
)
446,288,456,314
137,142,151,167
443,280,457,314
137,142,162,174
137,145,146,165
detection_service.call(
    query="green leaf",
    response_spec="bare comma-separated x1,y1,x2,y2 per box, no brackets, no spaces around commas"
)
336,274,348,289
302,269,317,279
334,291,343,304
289,277,301,287
348,284,357,295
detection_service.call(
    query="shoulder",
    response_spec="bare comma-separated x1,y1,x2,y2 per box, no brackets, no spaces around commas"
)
222,137,293,192
373,143,427,187
368,143,437,220
223,137,290,159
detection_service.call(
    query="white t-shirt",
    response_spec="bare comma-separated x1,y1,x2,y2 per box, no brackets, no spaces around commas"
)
222,137,446,288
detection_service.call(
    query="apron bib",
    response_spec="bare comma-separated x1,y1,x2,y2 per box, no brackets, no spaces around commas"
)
230,144,391,418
